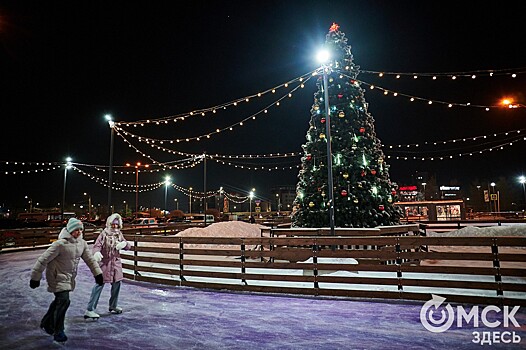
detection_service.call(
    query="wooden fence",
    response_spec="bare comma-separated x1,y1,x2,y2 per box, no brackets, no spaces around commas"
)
120,225,526,307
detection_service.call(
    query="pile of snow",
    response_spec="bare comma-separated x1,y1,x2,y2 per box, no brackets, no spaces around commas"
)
176,221,266,249
427,225,526,237
298,257,359,276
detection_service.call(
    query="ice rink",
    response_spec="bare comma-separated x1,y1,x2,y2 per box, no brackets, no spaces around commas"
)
1,247,525,349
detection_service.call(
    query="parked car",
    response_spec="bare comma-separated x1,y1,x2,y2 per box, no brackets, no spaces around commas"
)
130,217,158,228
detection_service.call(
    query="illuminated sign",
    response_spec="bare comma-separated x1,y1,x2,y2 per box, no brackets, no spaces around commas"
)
440,186,460,191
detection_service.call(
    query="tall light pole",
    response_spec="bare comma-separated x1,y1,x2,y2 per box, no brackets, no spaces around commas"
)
189,187,193,213
126,162,149,218
519,176,526,210
25,195,33,213
490,182,496,214
249,189,255,218
276,193,281,215
219,186,223,215
105,114,115,214
84,192,92,221
123,200,128,217
174,198,178,211
317,49,335,235
62,157,72,221
164,176,171,216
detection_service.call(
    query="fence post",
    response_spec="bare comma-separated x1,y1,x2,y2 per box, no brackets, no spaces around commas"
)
396,238,403,292
179,238,185,282
312,241,319,291
491,239,503,296
241,242,247,285
133,238,140,279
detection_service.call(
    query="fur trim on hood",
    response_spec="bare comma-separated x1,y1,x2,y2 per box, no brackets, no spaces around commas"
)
106,213,123,229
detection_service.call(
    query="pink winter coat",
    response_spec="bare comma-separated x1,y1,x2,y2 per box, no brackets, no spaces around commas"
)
93,214,131,283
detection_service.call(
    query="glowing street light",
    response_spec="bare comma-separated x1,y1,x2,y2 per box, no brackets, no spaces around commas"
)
189,187,193,213
25,195,33,213
126,162,149,218
105,114,115,214
164,176,171,215
62,157,73,221
174,198,179,211
84,192,92,221
519,176,526,210
249,189,255,218
317,48,335,235
501,98,525,109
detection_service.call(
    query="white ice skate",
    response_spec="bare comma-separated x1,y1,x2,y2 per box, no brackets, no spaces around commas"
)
109,306,123,314
84,310,100,320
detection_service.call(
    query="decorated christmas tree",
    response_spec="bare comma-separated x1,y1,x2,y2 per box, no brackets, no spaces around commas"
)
292,23,402,228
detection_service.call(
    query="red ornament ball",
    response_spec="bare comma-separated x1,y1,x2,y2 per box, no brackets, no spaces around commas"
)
341,189,348,197
338,94,344,99
306,154,312,161
359,127,366,133
379,205,385,211
320,117,326,124
370,169,377,175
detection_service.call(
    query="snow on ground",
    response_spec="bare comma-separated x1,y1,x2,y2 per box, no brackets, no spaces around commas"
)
427,225,526,237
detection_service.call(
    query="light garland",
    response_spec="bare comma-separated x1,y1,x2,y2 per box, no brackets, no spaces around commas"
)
114,77,311,144
115,71,314,126
359,67,526,79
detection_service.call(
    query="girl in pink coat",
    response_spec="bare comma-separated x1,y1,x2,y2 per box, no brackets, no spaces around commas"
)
84,213,130,319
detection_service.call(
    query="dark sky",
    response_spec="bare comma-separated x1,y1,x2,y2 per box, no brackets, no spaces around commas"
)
1,1,525,212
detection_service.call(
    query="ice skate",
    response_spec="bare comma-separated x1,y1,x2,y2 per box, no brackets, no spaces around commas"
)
53,330,68,344
40,324,54,336
109,306,123,314
84,310,100,320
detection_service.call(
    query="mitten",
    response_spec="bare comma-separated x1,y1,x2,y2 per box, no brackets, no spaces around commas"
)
30,279,40,289
93,251,103,262
95,274,104,286
115,241,127,250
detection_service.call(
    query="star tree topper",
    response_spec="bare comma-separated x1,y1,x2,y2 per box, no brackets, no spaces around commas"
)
329,23,340,32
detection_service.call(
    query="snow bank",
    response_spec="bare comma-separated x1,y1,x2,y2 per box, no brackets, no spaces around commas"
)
427,225,526,237
176,221,265,249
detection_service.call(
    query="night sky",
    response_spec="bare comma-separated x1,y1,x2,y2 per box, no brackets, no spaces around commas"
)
1,1,525,212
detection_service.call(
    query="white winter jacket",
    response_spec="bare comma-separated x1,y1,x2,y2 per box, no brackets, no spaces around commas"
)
31,228,102,293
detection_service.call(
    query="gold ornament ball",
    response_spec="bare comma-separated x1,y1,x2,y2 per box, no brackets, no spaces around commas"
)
308,202,315,208
319,133,326,139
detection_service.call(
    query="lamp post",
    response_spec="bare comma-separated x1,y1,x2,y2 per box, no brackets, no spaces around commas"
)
84,192,92,221
189,187,193,214
126,162,149,218
164,176,171,216
62,157,72,221
276,193,281,215
219,187,223,215
317,49,335,235
249,189,255,218
105,114,115,214
123,200,128,217
25,195,33,213
174,198,178,211
519,176,526,210
421,182,427,200
490,182,496,214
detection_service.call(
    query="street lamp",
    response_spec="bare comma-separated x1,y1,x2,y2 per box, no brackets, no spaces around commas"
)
105,114,115,214
501,98,526,109
317,49,335,235
421,182,427,200
62,157,72,221
126,162,149,218
519,176,526,210
276,193,281,215
25,195,33,213
84,192,92,221
189,187,193,213
490,182,497,213
164,176,171,216
249,189,255,218
174,198,178,211
123,200,128,217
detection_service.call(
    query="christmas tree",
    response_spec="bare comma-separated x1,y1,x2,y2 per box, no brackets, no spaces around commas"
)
292,23,402,228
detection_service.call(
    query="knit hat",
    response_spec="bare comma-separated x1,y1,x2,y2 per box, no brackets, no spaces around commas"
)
66,218,84,233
